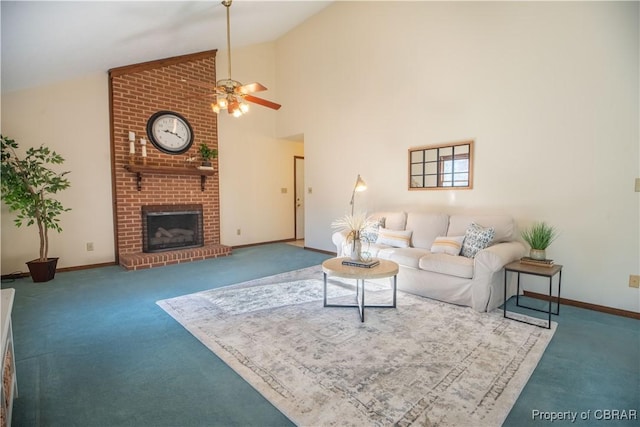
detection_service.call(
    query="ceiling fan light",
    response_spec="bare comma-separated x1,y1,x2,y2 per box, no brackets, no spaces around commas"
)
228,98,240,112
211,103,221,114
239,102,250,113
218,98,228,109
232,109,243,118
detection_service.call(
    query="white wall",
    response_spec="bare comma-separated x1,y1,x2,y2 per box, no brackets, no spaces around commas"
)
208,42,303,246
275,1,640,312
1,73,115,273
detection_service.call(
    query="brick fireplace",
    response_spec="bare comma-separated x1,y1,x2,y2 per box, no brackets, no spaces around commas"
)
109,51,232,270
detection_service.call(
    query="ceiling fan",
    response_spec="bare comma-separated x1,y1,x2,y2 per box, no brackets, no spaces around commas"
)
187,0,281,117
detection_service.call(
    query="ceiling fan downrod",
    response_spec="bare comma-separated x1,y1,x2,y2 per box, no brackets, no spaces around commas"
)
222,0,233,81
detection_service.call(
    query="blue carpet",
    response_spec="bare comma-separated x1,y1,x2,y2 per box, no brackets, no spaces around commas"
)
503,297,639,427
2,243,638,426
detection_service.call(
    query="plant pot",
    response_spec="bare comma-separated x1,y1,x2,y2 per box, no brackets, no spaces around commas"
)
529,249,546,261
26,257,59,282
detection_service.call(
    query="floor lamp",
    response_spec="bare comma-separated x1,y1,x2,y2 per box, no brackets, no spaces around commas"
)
350,174,367,216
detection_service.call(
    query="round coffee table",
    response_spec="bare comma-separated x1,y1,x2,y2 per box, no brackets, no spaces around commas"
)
322,257,399,322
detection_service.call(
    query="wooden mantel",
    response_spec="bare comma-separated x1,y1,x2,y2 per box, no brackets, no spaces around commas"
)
124,164,216,191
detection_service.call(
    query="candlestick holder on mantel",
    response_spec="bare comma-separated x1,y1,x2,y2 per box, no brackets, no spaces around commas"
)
140,138,148,166
128,131,136,165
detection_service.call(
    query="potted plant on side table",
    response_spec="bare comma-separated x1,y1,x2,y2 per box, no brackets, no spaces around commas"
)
198,143,218,170
1,135,71,282
521,221,558,261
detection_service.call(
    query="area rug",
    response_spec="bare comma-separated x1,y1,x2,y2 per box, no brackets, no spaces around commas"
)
157,265,556,426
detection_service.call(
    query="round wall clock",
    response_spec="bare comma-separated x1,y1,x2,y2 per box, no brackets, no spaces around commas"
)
146,111,194,155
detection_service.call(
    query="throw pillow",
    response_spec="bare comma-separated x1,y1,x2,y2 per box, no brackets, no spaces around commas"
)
461,223,495,258
376,227,412,248
431,235,465,256
361,217,385,243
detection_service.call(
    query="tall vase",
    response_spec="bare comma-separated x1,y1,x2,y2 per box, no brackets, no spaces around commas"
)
351,232,362,261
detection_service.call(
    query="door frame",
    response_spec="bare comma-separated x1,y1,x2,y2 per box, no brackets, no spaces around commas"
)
294,156,304,240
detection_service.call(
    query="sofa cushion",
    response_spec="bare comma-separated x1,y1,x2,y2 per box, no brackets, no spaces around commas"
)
370,211,407,231
461,223,495,258
405,212,449,249
377,247,431,269
419,253,474,279
431,235,465,256
376,228,412,248
448,215,515,243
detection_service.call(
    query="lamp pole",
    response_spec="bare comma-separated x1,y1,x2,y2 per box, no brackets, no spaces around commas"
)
350,174,367,216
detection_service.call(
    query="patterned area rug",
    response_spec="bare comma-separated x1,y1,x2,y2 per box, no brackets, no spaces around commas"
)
157,266,556,426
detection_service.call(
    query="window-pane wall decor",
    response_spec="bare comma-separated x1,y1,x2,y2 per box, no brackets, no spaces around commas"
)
408,140,474,190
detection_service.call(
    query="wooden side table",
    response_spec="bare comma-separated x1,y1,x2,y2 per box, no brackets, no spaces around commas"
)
503,261,562,329
322,257,399,322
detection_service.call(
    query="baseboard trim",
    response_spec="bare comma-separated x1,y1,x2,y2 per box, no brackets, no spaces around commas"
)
58,261,118,273
232,240,336,256
523,290,640,320
232,238,294,249
302,246,335,256
1,261,118,281
0,272,30,281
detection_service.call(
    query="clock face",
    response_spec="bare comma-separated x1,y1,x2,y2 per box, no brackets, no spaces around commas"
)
146,111,194,155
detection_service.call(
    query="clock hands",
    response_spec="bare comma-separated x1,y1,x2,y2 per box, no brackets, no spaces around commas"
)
162,129,183,140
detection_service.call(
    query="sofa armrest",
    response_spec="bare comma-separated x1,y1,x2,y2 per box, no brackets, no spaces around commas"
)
332,230,349,246
474,241,526,273
332,230,351,256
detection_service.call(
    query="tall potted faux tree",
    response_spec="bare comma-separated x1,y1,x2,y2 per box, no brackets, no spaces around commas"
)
1,135,71,282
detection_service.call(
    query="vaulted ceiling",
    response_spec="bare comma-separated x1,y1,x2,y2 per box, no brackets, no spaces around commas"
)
1,0,332,94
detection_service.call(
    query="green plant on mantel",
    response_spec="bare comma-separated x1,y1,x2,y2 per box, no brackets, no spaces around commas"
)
199,143,218,163
521,221,558,250
0,135,71,262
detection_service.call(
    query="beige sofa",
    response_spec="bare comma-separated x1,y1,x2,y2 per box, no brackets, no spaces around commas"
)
332,211,526,312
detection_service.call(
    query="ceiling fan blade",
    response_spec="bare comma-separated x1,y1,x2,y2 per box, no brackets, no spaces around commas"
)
244,94,281,110
235,82,268,94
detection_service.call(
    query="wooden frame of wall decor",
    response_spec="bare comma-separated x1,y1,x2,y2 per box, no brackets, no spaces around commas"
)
408,139,474,190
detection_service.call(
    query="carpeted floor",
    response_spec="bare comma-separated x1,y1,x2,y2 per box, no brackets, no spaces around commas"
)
158,266,556,426
2,243,639,426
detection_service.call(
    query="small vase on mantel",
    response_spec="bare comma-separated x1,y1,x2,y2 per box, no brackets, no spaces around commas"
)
529,249,546,261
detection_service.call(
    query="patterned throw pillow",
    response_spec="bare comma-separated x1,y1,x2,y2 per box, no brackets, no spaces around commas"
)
376,227,413,248
431,235,465,256
461,223,495,258
361,217,385,243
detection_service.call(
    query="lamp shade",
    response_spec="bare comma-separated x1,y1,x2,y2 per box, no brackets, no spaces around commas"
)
350,174,367,215
354,175,367,192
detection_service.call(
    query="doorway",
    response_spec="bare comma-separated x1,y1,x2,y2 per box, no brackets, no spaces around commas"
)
294,156,305,241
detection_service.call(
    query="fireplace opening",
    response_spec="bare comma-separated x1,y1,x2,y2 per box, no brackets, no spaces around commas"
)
142,205,204,253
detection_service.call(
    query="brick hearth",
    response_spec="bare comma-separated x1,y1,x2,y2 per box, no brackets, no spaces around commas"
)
110,51,232,270
119,244,231,270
